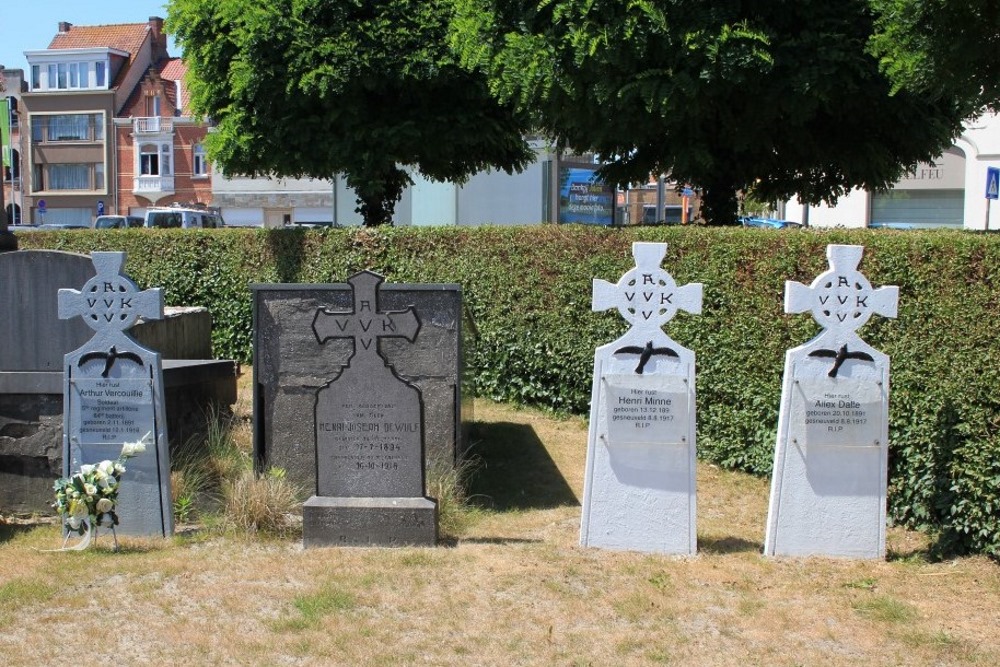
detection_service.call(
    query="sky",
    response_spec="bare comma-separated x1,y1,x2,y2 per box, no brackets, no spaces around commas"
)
0,1,176,74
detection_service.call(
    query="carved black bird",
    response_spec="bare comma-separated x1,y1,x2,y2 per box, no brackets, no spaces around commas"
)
808,344,874,378
79,346,143,378
613,340,678,374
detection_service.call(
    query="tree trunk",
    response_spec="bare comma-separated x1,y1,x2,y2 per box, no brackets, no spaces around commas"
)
351,166,411,227
699,182,741,226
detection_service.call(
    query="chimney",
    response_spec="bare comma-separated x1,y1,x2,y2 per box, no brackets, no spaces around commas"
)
58,22,72,34
148,16,168,59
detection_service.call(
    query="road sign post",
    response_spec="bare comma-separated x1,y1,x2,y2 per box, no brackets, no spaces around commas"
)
985,167,999,231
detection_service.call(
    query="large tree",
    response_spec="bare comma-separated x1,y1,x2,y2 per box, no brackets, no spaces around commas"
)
869,0,1000,111
168,0,533,226
452,0,973,224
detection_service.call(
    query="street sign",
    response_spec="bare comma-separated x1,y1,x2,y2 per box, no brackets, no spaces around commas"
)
987,167,1000,200
37,199,46,213
97,200,105,216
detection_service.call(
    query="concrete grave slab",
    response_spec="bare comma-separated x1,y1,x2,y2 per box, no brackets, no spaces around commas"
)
764,244,899,559
580,242,702,554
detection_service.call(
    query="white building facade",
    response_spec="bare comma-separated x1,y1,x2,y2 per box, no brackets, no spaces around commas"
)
782,112,1000,230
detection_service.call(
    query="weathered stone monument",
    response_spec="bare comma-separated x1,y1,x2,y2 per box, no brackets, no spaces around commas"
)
764,244,898,559
254,271,439,547
252,275,465,503
580,242,702,554
58,251,173,537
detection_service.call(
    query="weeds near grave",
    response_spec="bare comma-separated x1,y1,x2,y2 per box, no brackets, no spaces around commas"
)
170,403,252,524
426,451,481,539
221,467,302,536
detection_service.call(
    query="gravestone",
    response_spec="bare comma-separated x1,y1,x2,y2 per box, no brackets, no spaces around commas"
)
58,252,173,537
764,244,898,559
299,271,437,547
252,277,465,499
0,250,237,515
580,242,702,554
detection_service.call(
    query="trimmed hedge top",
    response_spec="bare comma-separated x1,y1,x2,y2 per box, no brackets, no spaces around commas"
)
16,225,1000,557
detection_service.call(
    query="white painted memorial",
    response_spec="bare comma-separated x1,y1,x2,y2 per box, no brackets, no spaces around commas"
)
580,242,702,554
58,252,174,537
764,244,898,558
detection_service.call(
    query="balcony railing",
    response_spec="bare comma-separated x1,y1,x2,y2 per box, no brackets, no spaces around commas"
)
133,175,175,195
133,117,173,134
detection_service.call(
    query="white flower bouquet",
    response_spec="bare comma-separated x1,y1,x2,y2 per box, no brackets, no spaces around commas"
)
53,432,150,534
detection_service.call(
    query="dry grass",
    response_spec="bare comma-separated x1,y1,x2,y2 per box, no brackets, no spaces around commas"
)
1,397,998,666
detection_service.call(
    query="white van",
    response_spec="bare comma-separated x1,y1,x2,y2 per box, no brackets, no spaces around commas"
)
145,207,225,229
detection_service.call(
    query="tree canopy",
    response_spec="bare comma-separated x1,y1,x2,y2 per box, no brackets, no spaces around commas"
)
869,0,1000,111
452,0,972,224
168,0,533,226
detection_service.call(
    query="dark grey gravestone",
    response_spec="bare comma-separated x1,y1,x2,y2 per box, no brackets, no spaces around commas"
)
252,278,464,499
57,252,173,537
293,271,436,547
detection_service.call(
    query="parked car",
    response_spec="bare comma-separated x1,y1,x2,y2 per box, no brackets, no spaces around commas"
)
869,222,915,230
740,216,803,229
145,207,225,229
94,215,144,229
36,223,89,230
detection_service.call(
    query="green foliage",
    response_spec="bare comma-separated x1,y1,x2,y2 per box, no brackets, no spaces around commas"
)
450,0,969,225
869,0,1000,112
17,226,1000,557
168,0,533,225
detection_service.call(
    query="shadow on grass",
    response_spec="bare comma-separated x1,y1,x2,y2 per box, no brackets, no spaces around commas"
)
0,521,40,544
466,421,578,511
698,535,763,555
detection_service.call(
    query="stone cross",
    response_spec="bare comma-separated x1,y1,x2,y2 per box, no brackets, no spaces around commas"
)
593,243,702,334
785,245,898,342
312,271,420,356
57,252,163,334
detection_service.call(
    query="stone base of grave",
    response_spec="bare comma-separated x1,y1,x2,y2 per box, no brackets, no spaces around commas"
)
303,495,438,548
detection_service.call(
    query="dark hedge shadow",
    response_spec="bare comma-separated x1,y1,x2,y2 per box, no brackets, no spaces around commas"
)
466,421,578,511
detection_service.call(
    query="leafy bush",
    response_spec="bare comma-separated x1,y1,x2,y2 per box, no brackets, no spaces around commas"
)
18,226,1000,557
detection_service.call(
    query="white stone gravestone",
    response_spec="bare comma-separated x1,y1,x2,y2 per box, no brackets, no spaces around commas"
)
764,244,898,559
58,252,173,537
580,242,702,554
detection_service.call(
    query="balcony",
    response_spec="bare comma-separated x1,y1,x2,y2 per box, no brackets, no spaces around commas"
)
134,117,173,134
133,175,175,201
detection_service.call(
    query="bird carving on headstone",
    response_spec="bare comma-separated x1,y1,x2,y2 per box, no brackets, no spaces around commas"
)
613,340,678,374
79,345,144,378
807,343,874,378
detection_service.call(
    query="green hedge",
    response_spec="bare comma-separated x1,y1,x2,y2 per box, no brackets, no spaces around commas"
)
17,226,1000,557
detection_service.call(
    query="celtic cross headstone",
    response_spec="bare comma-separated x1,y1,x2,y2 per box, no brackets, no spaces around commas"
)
580,242,703,554
303,270,437,547
764,244,898,558
57,251,173,537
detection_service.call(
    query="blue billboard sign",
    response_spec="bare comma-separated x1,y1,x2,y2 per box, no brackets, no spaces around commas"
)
558,165,615,226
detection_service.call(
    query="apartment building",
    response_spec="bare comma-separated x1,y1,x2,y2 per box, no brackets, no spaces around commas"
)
19,17,210,225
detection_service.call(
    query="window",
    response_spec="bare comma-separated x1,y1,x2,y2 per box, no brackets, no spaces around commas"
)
96,61,106,87
149,95,161,117
193,144,208,176
31,65,40,90
37,163,103,191
48,164,90,190
161,144,171,175
47,65,57,88
57,63,67,89
31,114,104,143
69,63,79,88
140,143,160,175
7,99,17,128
